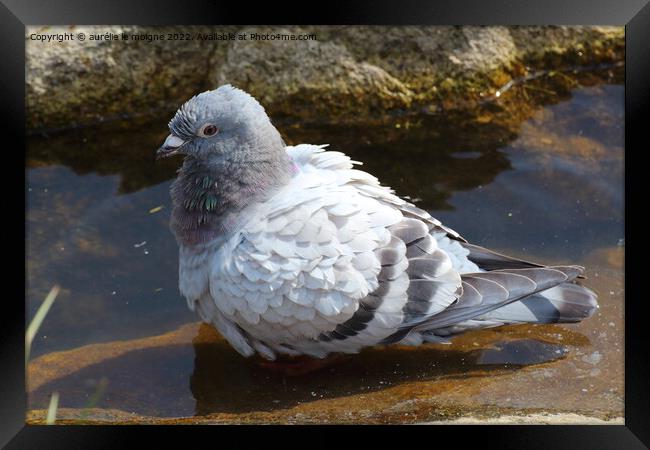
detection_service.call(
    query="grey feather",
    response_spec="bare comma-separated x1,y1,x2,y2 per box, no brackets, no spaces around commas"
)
483,282,598,323
388,218,429,244
360,293,383,311
399,203,467,242
407,253,449,280
405,235,437,258
412,266,584,332
463,242,558,272
407,279,445,303
375,236,407,266
371,274,410,298
378,257,410,281
470,272,538,300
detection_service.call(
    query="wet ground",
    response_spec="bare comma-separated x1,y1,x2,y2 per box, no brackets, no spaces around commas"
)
26,67,624,424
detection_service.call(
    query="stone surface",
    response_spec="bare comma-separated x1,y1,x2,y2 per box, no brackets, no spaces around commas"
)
26,26,220,131
26,26,624,131
421,414,623,425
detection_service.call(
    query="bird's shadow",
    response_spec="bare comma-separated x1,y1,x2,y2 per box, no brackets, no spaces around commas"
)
189,324,585,416
29,323,590,419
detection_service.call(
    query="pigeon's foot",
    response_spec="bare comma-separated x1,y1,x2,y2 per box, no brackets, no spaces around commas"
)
257,354,350,376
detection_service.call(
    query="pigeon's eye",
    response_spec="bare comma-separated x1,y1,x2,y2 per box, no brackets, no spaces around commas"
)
199,124,219,137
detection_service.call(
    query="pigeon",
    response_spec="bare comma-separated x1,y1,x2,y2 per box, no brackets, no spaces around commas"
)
156,84,598,361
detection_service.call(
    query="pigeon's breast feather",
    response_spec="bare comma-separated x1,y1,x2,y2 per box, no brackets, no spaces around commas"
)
203,144,408,343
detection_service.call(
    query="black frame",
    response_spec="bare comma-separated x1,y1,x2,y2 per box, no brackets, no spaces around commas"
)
4,0,648,447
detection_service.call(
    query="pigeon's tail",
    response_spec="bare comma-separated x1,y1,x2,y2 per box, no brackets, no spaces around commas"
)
476,282,599,325
412,266,598,341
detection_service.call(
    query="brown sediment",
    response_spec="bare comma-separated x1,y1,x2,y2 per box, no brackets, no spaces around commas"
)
27,323,201,393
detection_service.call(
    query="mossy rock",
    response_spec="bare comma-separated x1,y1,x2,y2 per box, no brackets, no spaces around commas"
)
26,26,624,132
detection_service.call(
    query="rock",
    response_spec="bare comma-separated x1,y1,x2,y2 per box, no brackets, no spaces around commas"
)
510,26,624,62
26,25,224,131
212,26,414,121
26,26,624,131
419,413,624,425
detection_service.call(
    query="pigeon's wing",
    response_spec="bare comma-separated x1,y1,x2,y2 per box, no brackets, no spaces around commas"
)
205,145,466,358
459,242,586,279
461,243,543,270
289,144,468,243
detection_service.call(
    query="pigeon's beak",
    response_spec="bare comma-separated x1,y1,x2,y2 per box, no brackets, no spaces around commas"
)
156,134,186,160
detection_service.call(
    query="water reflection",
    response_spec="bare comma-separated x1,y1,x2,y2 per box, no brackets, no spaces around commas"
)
475,339,568,365
190,332,569,416
27,118,179,195
29,324,572,418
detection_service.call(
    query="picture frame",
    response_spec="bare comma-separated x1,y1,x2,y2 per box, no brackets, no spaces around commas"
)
4,0,647,446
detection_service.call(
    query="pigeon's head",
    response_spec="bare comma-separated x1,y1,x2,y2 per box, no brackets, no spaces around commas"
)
156,85,282,161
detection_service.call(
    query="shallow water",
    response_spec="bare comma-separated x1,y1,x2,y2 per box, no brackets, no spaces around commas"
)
26,76,624,423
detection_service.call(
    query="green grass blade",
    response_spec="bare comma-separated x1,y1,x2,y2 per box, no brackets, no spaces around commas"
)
46,391,59,425
26,285,60,363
